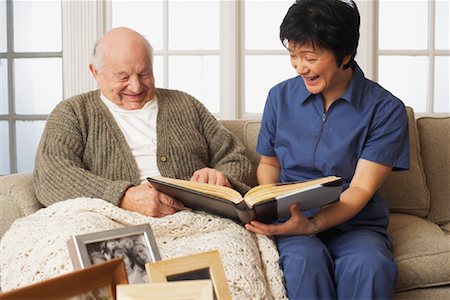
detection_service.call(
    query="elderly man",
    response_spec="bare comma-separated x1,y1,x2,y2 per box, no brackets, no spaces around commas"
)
34,27,252,217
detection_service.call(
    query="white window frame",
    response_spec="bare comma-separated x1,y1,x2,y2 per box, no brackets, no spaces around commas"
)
61,1,448,120
373,0,450,117
1,0,62,174
61,0,375,120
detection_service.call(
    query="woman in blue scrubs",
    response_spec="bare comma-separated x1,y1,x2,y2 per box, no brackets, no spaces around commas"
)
245,0,409,299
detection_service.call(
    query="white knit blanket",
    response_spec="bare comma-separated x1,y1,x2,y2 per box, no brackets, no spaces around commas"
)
0,198,287,299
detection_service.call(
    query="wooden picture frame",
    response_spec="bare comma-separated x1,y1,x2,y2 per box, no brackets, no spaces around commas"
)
116,280,214,300
0,258,128,300
67,224,160,284
145,250,232,300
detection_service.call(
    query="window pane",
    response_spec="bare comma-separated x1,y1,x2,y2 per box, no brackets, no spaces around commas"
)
169,1,219,50
0,0,6,52
0,121,9,174
435,0,450,50
14,58,62,114
378,0,428,50
245,55,295,114
111,1,163,51
378,56,428,112
245,0,292,50
434,56,450,112
13,0,61,52
0,58,7,114
16,120,45,173
168,56,219,113
153,55,163,88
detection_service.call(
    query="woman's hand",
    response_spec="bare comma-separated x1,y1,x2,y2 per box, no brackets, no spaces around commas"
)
245,203,313,236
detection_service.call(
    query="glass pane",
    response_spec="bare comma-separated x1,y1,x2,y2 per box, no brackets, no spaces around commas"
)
14,58,62,114
0,121,10,174
0,58,7,114
378,56,428,112
0,0,6,52
111,1,163,51
168,56,220,113
245,0,292,50
434,56,450,112
13,0,61,52
16,120,45,173
153,55,163,88
435,0,450,50
378,0,428,50
169,1,219,50
245,55,295,114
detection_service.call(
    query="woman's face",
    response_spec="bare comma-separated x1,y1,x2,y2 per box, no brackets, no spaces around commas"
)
288,41,351,103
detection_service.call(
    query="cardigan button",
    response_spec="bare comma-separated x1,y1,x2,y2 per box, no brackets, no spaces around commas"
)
160,156,167,162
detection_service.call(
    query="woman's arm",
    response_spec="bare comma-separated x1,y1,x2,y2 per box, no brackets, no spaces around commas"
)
246,158,392,236
257,155,281,184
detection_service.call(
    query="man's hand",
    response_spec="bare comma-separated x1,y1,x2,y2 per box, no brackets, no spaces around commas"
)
245,203,313,236
190,167,232,187
120,182,184,217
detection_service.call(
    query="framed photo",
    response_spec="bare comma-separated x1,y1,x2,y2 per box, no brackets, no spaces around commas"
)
116,280,214,300
67,224,160,284
145,250,232,300
0,258,128,300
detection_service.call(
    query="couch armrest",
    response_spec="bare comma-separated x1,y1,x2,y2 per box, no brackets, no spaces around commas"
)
0,173,42,240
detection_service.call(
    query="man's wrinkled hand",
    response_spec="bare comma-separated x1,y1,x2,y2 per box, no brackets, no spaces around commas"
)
119,182,184,217
190,167,232,187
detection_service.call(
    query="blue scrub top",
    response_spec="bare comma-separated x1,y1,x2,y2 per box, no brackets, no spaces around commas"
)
256,63,409,232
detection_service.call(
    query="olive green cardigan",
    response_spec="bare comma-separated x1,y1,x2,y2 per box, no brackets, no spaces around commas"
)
34,89,252,207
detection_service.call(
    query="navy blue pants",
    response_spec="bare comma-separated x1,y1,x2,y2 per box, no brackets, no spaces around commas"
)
276,228,397,299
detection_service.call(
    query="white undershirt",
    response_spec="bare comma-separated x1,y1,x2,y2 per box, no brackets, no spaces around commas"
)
101,94,160,182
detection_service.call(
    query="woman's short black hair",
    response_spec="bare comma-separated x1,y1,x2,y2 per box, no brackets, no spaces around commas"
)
280,0,360,69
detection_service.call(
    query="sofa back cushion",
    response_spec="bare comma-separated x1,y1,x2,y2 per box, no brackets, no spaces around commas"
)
417,116,450,225
0,173,43,239
220,119,260,187
379,107,430,217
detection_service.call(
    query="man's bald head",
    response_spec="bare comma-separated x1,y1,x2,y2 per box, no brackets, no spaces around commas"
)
91,27,153,70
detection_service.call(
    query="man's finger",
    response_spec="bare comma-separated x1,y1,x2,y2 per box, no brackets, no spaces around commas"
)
159,193,184,210
157,204,178,216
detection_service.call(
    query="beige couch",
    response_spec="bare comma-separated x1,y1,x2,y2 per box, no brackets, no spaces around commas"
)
1,107,449,298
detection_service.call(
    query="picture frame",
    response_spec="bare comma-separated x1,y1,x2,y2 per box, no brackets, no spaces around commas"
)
0,258,128,300
67,223,160,284
145,250,232,300
116,280,214,300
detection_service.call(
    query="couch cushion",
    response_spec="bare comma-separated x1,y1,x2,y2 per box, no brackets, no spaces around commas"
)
243,121,262,187
220,119,260,187
417,116,450,225
379,107,430,217
388,213,450,292
0,173,43,239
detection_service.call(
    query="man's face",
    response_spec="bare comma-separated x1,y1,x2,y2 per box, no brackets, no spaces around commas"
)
91,44,155,110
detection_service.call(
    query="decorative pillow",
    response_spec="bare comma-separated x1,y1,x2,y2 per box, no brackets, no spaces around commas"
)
379,107,430,217
417,116,450,224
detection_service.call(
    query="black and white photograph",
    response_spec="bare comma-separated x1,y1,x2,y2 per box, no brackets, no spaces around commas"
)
86,235,150,283
67,224,161,284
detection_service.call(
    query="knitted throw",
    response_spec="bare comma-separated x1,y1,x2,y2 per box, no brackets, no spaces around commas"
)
0,198,287,299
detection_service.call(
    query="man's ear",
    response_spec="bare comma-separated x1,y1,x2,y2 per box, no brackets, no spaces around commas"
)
89,64,98,78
